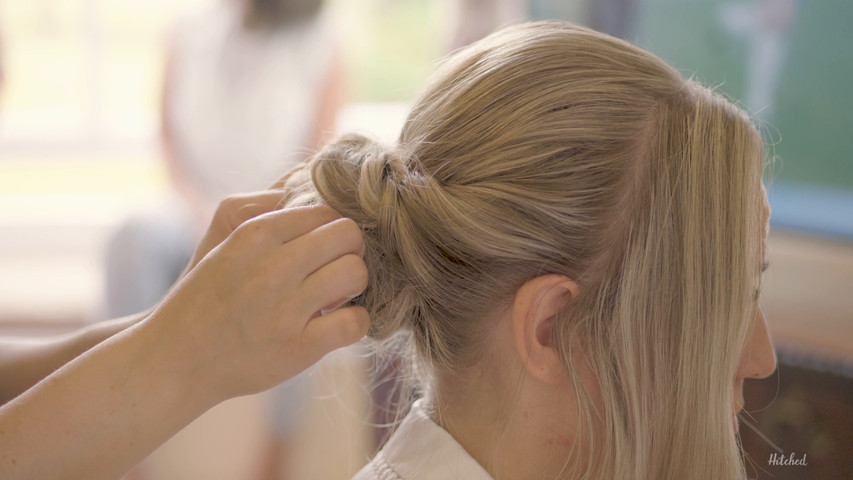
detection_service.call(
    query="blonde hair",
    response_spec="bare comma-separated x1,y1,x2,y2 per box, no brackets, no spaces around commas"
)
282,22,764,480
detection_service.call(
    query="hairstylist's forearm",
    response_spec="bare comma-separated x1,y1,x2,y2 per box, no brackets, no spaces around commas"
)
0,310,213,480
0,312,148,405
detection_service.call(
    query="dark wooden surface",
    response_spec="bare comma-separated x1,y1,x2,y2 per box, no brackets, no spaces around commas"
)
740,350,853,480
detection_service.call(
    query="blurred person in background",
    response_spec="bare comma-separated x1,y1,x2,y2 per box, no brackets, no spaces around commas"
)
102,1,343,478
444,0,527,52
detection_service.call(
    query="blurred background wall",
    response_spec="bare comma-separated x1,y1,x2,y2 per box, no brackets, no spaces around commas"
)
0,0,850,479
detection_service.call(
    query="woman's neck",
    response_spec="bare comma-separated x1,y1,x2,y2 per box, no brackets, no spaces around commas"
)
427,361,581,479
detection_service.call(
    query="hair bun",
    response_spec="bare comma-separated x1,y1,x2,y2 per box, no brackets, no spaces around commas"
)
311,133,405,229
310,133,419,340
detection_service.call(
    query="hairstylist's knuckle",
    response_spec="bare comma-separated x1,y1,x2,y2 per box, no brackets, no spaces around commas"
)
340,253,368,292
217,194,243,218
221,194,267,232
344,307,370,339
331,307,370,344
210,195,239,230
329,217,365,253
231,215,267,247
250,209,278,229
310,204,342,224
231,203,266,230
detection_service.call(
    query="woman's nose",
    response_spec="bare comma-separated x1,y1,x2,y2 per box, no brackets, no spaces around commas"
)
737,307,777,380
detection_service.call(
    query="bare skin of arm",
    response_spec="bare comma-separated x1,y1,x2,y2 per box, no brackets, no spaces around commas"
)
0,313,148,405
0,193,369,480
0,187,287,406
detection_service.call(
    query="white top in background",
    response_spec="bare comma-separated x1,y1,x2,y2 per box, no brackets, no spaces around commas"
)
167,1,334,204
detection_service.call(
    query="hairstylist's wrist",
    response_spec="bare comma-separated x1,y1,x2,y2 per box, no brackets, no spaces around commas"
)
131,305,225,412
78,309,153,352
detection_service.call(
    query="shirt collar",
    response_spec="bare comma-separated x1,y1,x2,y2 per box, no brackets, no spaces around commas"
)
379,399,494,479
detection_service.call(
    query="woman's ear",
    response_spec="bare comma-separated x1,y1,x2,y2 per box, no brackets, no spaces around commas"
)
511,274,579,385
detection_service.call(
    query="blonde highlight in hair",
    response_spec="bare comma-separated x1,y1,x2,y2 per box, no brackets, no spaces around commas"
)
282,22,764,480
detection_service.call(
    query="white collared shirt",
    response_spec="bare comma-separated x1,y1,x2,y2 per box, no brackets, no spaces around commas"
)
352,400,494,480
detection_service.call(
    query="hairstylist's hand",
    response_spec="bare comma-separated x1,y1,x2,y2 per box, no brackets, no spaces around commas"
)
150,204,369,402
0,205,368,480
184,190,287,275
184,164,308,274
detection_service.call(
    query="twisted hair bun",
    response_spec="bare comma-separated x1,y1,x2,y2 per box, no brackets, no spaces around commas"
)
288,131,507,369
301,133,422,342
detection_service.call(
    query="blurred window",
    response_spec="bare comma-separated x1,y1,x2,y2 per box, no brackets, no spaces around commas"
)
532,0,853,240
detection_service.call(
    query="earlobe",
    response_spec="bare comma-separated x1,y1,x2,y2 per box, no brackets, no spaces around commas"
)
512,275,579,386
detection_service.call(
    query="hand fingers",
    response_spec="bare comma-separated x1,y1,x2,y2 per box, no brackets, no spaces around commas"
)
301,306,370,358
186,190,291,272
234,204,346,250
280,217,366,280
294,253,368,321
